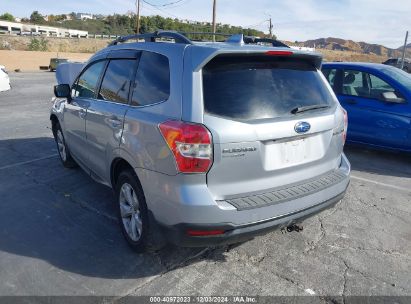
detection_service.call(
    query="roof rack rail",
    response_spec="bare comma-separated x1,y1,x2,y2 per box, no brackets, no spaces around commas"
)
109,30,193,46
109,30,289,48
180,32,231,37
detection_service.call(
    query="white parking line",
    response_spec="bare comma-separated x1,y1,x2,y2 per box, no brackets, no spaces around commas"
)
0,154,59,170
351,175,410,193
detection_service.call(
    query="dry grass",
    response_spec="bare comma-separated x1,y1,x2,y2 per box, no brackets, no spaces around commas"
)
0,50,91,71
318,48,388,63
0,35,111,53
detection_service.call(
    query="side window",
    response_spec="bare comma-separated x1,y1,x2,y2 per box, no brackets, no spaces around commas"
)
72,61,106,99
342,70,366,97
322,68,337,88
343,69,402,101
97,59,136,104
369,74,403,101
369,74,394,91
131,51,170,106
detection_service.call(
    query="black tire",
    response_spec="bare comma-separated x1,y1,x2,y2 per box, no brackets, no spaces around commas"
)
53,122,77,168
115,169,165,253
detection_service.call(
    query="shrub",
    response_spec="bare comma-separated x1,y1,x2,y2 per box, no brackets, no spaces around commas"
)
28,37,48,51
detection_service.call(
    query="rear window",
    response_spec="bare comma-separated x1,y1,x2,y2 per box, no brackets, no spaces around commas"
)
131,51,170,106
203,56,334,121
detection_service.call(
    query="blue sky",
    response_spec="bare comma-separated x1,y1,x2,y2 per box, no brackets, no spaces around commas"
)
2,0,410,48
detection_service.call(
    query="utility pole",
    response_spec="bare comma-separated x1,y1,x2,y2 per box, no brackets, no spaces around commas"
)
269,17,273,38
136,0,141,34
212,0,217,42
400,30,408,70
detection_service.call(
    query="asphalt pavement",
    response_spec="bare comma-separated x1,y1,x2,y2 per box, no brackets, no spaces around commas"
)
0,72,410,301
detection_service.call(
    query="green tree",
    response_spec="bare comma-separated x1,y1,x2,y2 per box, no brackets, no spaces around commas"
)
30,11,45,24
27,12,269,39
0,13,15,22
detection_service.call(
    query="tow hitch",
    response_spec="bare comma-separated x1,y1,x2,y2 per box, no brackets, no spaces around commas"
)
282,224,304,233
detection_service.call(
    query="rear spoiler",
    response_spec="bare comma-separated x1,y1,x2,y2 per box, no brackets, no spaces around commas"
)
55,62,85,86
191,48,323,72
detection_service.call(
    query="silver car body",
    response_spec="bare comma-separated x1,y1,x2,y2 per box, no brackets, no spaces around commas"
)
0,65,10,92
51,35,350,246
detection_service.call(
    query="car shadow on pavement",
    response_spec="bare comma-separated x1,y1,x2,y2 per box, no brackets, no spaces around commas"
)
0,137,226,283
344,145,411,178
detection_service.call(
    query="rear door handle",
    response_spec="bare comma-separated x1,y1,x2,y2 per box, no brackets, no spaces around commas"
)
108,116,122,128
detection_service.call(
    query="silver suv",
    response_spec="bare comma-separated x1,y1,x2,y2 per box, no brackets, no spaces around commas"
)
51,31,350,252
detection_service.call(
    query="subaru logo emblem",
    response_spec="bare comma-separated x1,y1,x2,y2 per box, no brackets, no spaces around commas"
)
294,122,311,134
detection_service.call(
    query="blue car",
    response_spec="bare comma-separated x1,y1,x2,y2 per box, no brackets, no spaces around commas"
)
322,62,411,152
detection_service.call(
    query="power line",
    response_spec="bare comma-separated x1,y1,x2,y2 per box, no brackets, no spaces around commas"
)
144,0,187,7
244,19,269,29
161,0,192,9
142,0,181,18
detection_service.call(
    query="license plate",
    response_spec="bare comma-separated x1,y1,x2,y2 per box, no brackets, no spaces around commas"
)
282,138,307,164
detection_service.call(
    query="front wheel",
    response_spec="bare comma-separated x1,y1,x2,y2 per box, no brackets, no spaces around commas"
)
53,122,77,168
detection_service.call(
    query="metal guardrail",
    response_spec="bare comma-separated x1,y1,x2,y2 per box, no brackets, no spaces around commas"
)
0,32,119,39
0,31,290,48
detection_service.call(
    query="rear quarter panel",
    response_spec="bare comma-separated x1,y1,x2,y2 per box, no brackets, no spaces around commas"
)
119,43,188,176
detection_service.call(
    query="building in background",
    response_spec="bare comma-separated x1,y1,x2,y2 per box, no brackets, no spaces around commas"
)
75,13,94,20
0,20,88,37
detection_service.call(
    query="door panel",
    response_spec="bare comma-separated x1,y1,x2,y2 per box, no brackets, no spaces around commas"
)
85,58,137,182
63,60,106,165
86,102,128,181
338,69,411,150
63,98,89,165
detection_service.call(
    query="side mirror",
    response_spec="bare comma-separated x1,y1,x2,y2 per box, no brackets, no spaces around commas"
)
54,84,71,99
381,91,405,104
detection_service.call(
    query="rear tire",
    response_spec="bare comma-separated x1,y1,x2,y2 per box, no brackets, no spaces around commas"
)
115,169,165,253
53,122,77,168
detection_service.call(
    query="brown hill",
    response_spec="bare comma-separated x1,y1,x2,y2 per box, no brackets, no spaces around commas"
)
298,37,410,58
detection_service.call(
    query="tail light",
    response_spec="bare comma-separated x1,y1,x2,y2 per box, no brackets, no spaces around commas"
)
342,108,348,144
159,120,213,173
333,107,348,145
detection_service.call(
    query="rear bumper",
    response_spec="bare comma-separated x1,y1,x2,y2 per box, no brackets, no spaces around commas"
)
137,154,350,247
160,186,347,247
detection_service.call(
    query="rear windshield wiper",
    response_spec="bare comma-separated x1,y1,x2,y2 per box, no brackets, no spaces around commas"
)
291,104,330,114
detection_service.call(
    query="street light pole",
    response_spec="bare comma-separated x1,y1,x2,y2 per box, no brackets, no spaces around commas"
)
212,0,217,42
136,0,141,34
400,30,408,70
269,17,273,38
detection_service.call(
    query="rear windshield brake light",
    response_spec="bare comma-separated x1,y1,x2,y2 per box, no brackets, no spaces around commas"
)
265,50,294,56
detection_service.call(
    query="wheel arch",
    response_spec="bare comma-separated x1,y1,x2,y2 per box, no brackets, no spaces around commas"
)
110,157,142,190
50,114,59,135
